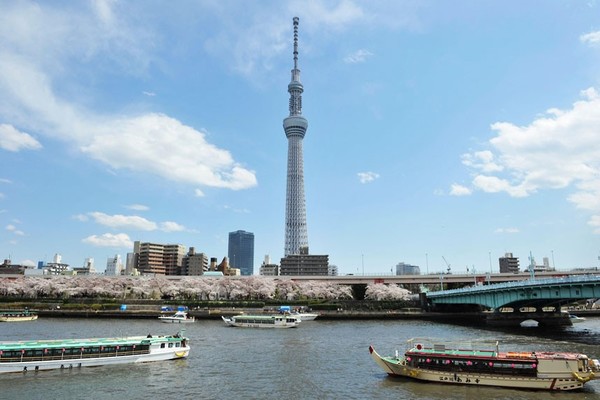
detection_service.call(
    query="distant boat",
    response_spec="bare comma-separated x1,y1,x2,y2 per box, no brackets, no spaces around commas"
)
0,310,38,322
292,312,319,321
158,311,195,324
221,314,300,328
0,332,189,374
370,337,600,391
569,314,586,323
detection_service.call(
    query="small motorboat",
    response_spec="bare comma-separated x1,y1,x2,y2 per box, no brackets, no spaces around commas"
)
158,311,195,323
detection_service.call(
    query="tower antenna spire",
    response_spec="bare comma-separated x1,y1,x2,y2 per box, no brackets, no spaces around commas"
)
293,16,299,71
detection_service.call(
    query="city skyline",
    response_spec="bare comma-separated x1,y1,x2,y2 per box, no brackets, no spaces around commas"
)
1,2,600,274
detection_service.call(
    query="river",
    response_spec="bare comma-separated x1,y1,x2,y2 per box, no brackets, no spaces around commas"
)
1,316,600,399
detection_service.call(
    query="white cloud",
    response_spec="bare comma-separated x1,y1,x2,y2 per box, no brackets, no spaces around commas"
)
82,233,133,248
495,227,520,234
589,215,600,234
125,204,150,211
460,88,600,230
88,212,157,231
0,178,11,184
5,224,24,236
0,2,256,191
449,184,472,196
461,151,503,173
344,49,373,64
160,221,186,232
81,114,257,190
194,189,205,197
357,171,380,184
0,124,42,152
73,214,89,222
142,91,156,97
82,211,186,232
580,31,600,46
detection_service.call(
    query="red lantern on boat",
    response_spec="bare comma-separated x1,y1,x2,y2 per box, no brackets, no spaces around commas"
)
416,343,423,350
489,362,494,367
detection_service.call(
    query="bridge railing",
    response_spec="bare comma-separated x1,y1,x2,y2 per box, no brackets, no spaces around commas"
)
426,274,600,297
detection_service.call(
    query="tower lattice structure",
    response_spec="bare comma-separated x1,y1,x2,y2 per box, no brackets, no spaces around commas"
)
283,17,309,256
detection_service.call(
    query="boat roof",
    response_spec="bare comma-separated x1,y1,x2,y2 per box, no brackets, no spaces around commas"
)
0,335,185,351
404,338,587,360
234,314,298,320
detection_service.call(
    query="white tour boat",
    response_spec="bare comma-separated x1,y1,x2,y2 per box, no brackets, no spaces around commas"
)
0,310,38,322
221,314,301,328
370,338,600,391
0,332,190,374
158,311,195,323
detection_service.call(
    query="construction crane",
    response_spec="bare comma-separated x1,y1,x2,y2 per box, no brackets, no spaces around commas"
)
442,256,452,274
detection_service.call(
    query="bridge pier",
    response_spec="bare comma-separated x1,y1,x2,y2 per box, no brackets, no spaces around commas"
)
486,309,572,327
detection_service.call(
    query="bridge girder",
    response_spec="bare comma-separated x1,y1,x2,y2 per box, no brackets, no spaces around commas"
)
426,277,600,310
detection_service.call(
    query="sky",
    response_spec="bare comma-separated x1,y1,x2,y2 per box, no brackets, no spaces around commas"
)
1,1,600,275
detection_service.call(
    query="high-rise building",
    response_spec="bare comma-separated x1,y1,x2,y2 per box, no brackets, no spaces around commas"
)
396,262,421,275
228,230,254,276
283,17,309,257
280,248,329,276
132,241,186,275
499,252,519,273
182,247,209,276
105,254,123,276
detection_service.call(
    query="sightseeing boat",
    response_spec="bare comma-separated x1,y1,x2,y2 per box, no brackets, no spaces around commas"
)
0,310,38,322
158,311,195,324
0,332,190,374
369,338,600,391
221,314,301,328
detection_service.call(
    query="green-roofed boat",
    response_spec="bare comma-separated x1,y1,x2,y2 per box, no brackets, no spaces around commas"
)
0,332,189,374
370,338,600,391
0,310,38,322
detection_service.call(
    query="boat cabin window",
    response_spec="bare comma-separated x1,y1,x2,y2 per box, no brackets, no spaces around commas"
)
161,343,165,348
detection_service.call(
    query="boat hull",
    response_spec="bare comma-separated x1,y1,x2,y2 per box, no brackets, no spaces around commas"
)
0,315,38,322
158,318,195,324
369,346,592,391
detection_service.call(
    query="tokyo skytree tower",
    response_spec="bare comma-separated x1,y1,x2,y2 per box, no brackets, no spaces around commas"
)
283,17,309,256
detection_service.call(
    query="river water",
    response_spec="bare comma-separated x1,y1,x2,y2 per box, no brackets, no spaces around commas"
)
1,317,600,399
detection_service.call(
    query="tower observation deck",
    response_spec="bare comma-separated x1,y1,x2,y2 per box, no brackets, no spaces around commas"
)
283,17,309,256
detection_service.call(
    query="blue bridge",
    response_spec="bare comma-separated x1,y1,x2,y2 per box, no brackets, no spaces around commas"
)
426,275,600,326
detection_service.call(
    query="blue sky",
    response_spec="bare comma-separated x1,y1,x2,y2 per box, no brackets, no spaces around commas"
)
1,1,600,274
